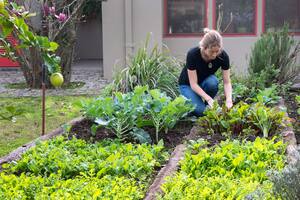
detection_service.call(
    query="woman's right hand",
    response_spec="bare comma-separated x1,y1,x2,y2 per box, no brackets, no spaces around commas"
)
207,98,214,108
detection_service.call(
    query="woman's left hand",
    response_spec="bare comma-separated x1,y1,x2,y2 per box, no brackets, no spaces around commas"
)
226,100,233,109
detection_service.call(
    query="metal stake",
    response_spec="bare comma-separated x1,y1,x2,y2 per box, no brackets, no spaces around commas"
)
42,64,46,136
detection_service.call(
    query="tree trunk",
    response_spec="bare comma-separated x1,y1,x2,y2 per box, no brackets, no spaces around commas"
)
52,0,86,85
15,0,86,88
17,46,51,88
54,21,78,84
29,47,43,88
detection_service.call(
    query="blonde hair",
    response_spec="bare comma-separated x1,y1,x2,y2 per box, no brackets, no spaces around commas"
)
199,28,223,50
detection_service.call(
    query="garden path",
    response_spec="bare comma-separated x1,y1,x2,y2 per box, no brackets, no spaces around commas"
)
0,60,108,97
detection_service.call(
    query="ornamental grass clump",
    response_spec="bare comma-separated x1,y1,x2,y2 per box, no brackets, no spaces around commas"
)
104,34,182,99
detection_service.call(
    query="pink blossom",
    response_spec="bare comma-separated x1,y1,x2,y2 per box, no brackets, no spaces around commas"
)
55,13,68,22
49,6,56,15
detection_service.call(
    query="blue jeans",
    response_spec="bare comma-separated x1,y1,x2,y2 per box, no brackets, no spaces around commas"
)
179,75,219,117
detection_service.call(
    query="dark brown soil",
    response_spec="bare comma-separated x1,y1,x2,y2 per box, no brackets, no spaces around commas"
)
283,91,300,144
69,119,117,141
68,118,194,149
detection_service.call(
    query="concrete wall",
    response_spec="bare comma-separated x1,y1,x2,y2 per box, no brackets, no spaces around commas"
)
24,0,42,32
75,17,103,60
102,0,163,79
132,0,163,52
102,0,126,79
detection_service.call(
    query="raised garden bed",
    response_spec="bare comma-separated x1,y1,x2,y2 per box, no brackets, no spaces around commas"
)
0,93,299,199
0,136,168,199
145,99,300,199
0,116,194,199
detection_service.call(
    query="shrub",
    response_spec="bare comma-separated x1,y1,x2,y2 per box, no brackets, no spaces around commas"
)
248,25,300,86
270,158,300,200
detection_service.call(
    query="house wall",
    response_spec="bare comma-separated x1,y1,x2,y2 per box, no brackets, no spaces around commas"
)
102,0,163,79
102,0,126,79
163,36,260,75
132,0,163,52
163,0,262,74
163,0,299,75
102,0,300,80
75,17,103,60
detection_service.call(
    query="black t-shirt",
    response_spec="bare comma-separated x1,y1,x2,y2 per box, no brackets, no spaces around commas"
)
178,47,230,85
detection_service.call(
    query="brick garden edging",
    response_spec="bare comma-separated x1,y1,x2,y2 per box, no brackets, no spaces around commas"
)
278,98,300,165
144,144,187,200
0,117,84,171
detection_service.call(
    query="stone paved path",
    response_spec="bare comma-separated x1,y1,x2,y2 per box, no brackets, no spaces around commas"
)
0,67,109,97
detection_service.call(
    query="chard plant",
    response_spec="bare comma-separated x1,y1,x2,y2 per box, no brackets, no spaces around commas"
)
248,85,281,106
197,101,286,138
198,102,252,136
250,103,286,138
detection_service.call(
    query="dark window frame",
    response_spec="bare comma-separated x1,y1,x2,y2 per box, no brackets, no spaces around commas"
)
262,0,300,35
164,0,209,38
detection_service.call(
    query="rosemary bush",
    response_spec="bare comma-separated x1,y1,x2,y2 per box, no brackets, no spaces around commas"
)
270,157,300,200
249,25,300,86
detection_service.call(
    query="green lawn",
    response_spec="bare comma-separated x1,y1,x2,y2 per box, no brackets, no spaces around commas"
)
0,95,93,157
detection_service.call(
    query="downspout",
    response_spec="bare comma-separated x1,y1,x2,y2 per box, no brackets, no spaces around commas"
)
125,0,134,66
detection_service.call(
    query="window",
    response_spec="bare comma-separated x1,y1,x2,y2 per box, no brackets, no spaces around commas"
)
165,0,206,35
265,0,300,33
214,0,256,34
